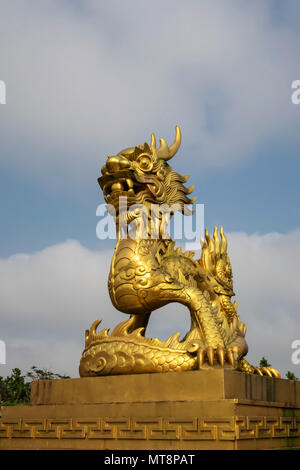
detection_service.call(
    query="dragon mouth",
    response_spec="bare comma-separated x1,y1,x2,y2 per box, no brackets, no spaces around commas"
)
104,177,135,200
98,172,149,205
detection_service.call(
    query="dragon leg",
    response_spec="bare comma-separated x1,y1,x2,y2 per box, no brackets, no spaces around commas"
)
139,279,242,368
128,311,151,334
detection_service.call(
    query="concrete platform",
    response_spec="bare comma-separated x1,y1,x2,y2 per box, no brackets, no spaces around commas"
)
0,369,299,450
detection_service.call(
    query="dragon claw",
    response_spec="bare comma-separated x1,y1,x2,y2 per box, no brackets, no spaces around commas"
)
197,348,205,368
197,345,239,369
253,366,281,378
207,346,214,366
226,348,235,368
216,345,225,368
261,367,273,377
268,367,281,378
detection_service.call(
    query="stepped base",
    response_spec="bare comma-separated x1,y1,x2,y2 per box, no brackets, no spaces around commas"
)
0,369,300,450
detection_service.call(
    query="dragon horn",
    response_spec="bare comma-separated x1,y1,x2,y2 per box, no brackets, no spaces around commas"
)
169,125,181,157
158,137,169,157
156,125,181,161
150,132,156,149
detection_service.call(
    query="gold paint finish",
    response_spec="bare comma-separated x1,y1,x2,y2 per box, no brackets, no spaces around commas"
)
80,126,280,378
1,370,299,450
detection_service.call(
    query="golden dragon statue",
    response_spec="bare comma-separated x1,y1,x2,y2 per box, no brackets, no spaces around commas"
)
79,126,280,378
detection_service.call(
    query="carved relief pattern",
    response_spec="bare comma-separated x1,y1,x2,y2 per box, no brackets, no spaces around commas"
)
1,416,299,441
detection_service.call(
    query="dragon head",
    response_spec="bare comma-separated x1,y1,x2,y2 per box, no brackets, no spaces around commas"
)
98,126,195,222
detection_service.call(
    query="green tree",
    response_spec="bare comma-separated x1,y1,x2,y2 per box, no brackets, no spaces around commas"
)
26,365,70,381
0,368,31,405
0,366,70,406
259,357,271,367
285,371,299,381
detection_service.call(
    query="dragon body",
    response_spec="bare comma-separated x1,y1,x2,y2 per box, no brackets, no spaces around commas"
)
79,126,280,378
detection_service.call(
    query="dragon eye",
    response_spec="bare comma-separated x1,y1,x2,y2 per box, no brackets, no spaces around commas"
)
137,154,153,172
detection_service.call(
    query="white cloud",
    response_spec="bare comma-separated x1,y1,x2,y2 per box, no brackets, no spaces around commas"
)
227,229,300,374
0,240,124,377
0,230,299,378
1,1,300,186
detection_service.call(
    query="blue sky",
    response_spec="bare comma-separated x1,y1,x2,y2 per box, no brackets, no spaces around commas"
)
0,0,300,377
1,135,300,256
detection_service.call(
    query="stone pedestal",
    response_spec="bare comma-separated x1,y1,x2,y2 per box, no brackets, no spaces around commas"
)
0,369,299,450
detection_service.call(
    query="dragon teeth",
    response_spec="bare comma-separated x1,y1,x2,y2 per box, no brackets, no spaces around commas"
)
111,182,124,192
